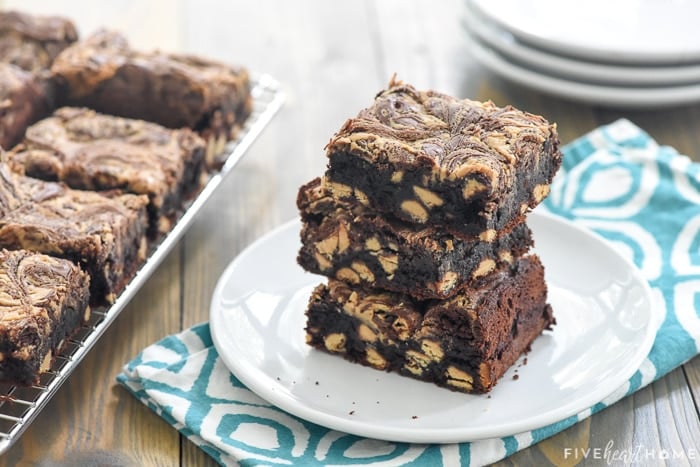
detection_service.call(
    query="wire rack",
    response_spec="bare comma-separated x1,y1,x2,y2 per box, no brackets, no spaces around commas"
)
0,74,285,455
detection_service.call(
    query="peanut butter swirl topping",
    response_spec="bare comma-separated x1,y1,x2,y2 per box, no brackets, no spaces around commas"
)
0,163,148,248
11,107,204,201
51,29,251,129
326,78,559,198
0,249,81,320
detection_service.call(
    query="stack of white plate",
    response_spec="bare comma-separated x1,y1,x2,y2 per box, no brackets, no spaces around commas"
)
464,0,700,108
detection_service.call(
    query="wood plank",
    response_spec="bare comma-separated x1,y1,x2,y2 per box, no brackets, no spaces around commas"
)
369,0,463,92
682,356,700,422
495,365,700,466
179,0,385,463
182,0,384,223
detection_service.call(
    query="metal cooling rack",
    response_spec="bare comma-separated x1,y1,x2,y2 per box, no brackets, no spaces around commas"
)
0,74,285,455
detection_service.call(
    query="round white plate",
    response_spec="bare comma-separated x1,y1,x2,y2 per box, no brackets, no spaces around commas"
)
465,32,700,108
468,0,700,65
463,3,700,87
210,210,658,444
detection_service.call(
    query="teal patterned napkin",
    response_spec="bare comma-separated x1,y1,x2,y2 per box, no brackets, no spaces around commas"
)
117,119,700,466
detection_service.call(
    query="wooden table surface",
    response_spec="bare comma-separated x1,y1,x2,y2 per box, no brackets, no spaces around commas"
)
2,1,700,465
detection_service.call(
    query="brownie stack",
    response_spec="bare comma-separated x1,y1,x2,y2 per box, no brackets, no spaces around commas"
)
297,79,562,393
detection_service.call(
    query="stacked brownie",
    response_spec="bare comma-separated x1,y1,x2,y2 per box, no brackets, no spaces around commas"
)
298,79,561,393
0,11,253,385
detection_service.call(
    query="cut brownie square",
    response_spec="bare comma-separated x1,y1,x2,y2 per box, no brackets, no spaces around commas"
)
51,29,253,167
0,164,148,305
305,255,554,394
324,77,562,239
0,63,50,150
0,10,78,74
0,248,90,385
8,107,206,236
297,177,533,299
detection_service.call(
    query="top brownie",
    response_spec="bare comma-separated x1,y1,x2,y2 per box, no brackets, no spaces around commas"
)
51,29,253,163
324,78,562,239
0,10,78,74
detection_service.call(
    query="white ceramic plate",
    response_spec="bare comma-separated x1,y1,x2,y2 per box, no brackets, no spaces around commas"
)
463,3,700,87
464,32,700,108
210,210,657,443
468,0,700,65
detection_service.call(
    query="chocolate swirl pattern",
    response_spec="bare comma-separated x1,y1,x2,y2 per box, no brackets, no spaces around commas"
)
324,78,562,239
51,29,253,164
0,249,90,385
0,163,148,305
8,106,206,234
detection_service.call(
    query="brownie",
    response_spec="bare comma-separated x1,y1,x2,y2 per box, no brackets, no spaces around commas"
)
0,10,78,74
0,164,148,305
8,107,206,236
0,63,50,149
0,248,90,385
305,255,554,394
323,78,562,239
297,177,533,299
51,29,253,167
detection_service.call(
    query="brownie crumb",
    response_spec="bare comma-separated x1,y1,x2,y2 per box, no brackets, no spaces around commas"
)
411,415,418,419
512,374,520,381
349,410,355,415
